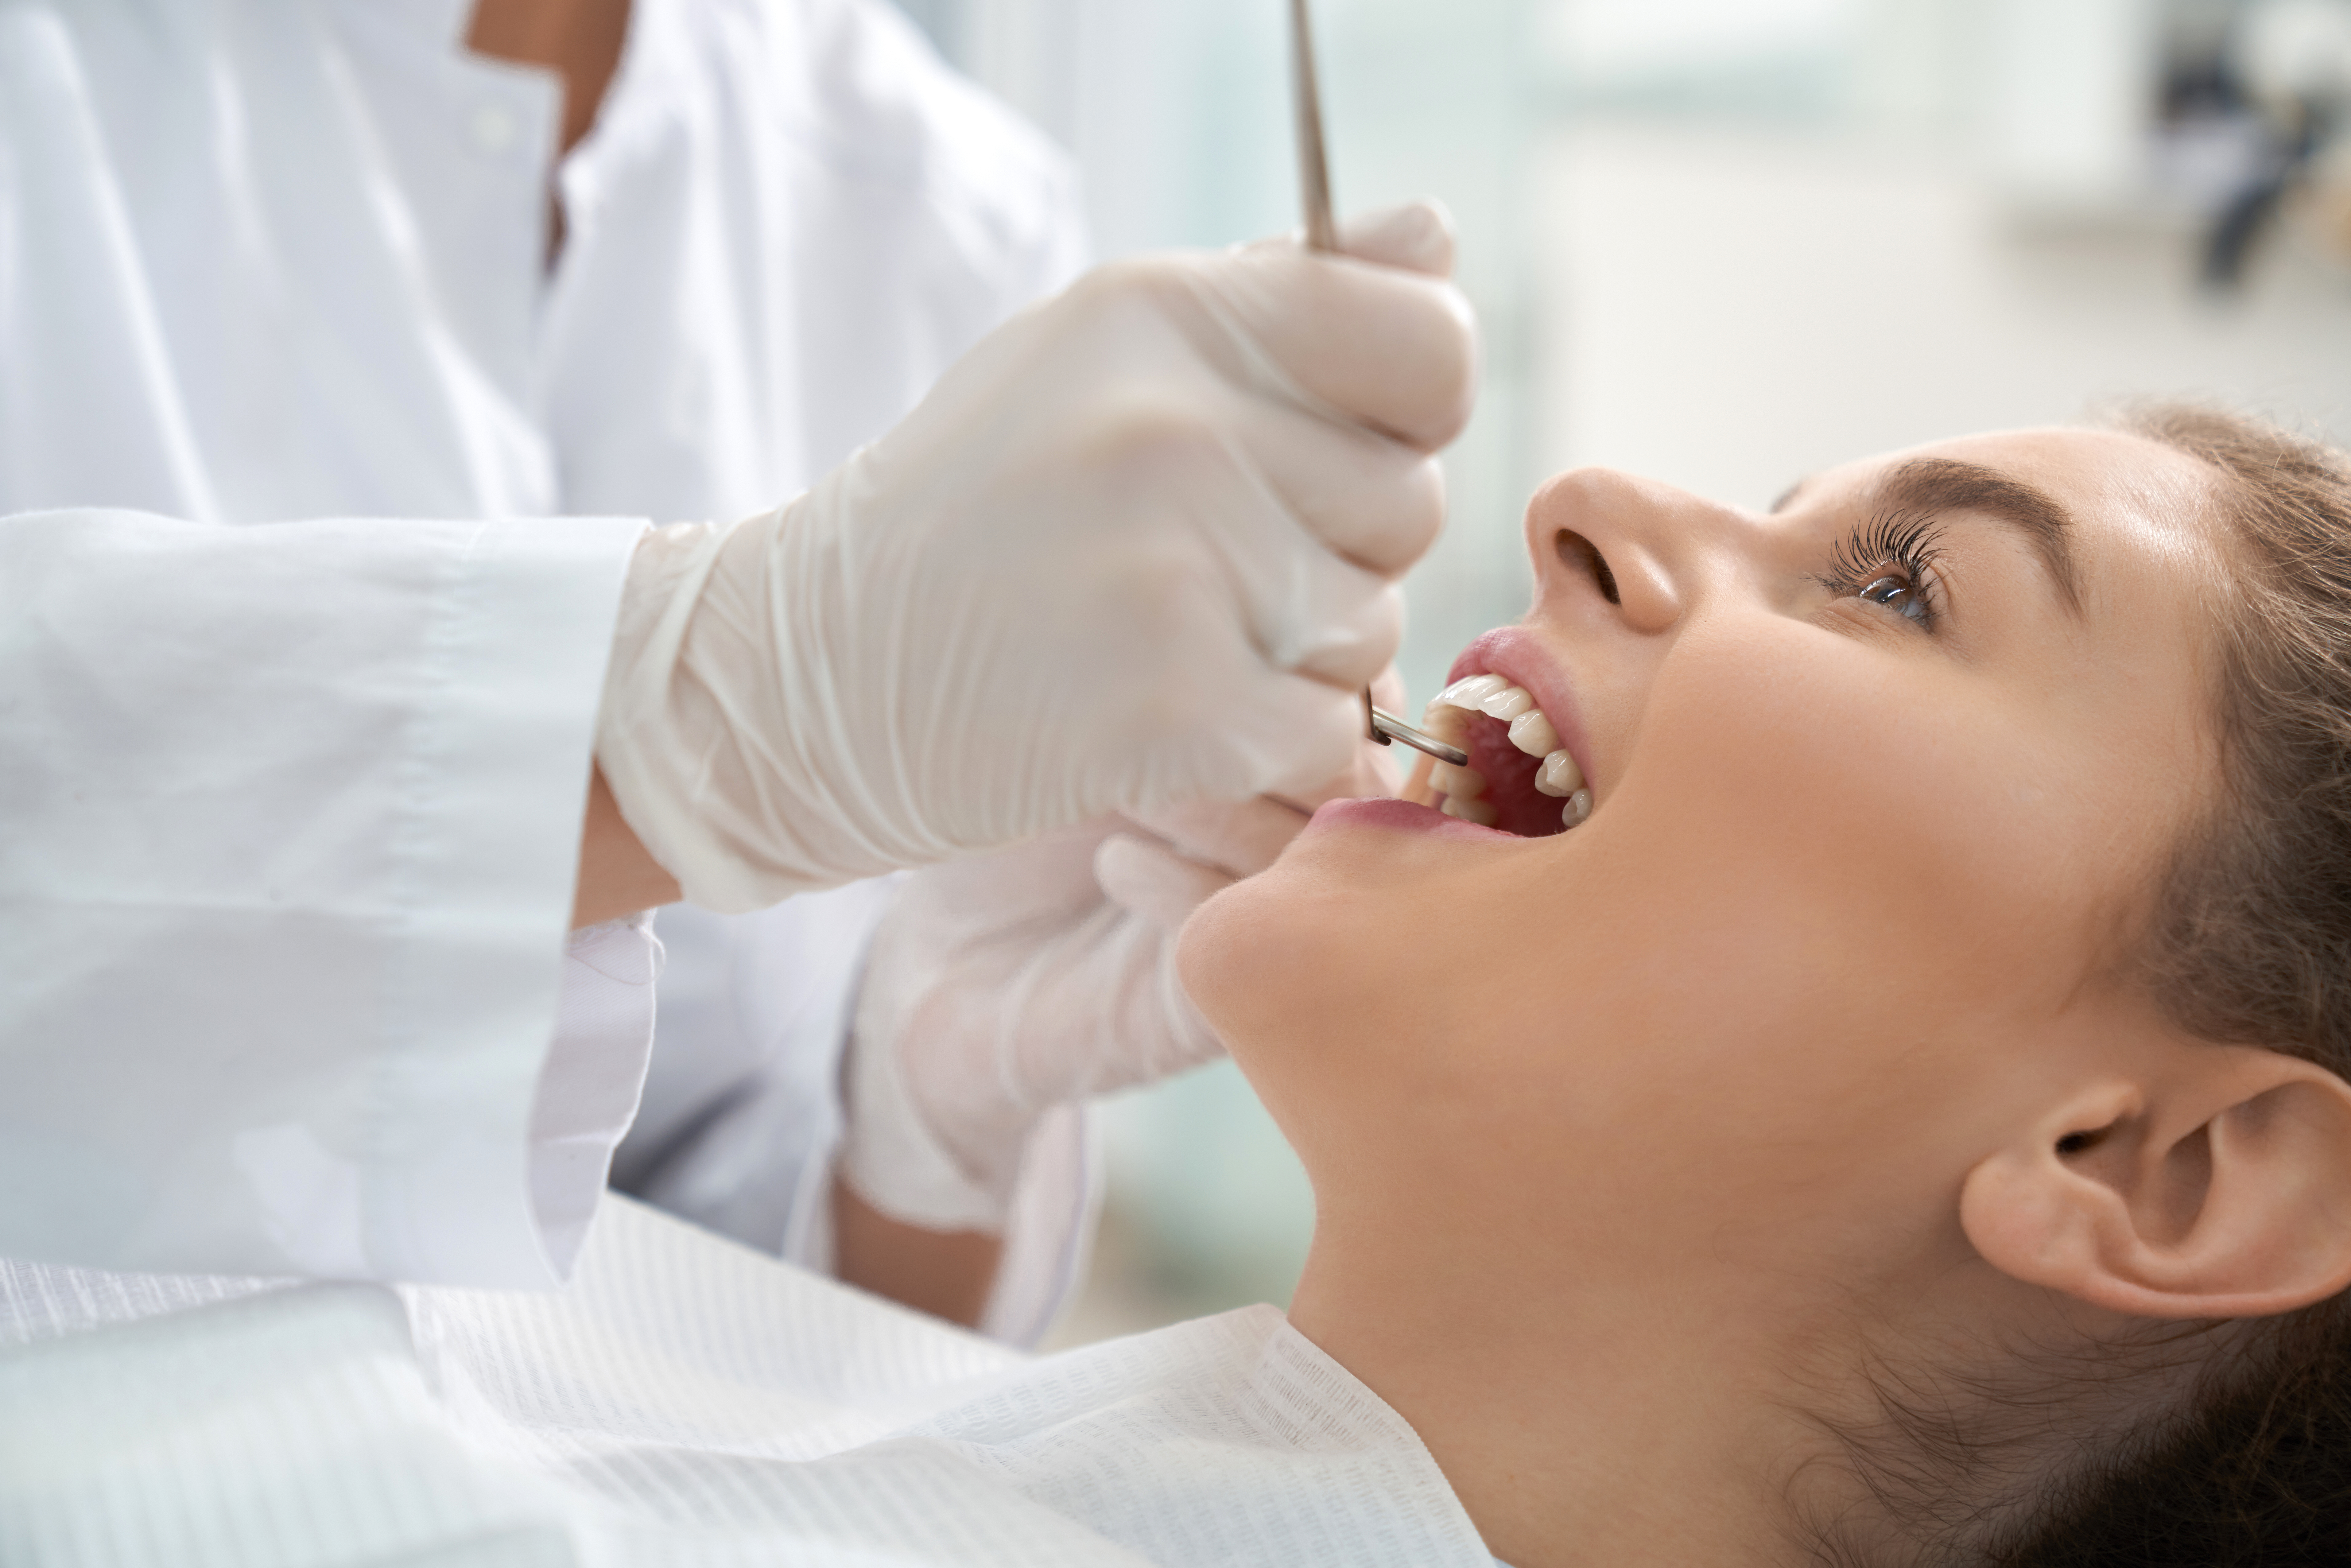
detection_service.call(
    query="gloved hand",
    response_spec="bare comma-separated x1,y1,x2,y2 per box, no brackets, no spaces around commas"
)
837,673,1407,1232
595,203,1475,913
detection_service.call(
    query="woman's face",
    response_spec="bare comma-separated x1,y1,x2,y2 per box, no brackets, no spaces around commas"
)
1181,428,2229,1287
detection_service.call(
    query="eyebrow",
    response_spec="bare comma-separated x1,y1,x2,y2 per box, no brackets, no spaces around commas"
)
1775,458,2084,616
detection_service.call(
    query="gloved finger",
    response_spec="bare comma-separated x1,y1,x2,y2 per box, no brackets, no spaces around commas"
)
1177,455,1404,685
1251,695,1409,817
1288,581,1402,691
1180,663,1366,806
1227,401,1445,576
1126,793,1320,879
1127,668,1401,872
1282,664,1410,808
910,816,1136,923
1124,660,1404,871
1073,566,1376,823
1304,732,1410,811
1095,832,1236,935
1335,200,1457,278
1184,241,1477,454
984,440,1381,813
1286,739,1403,810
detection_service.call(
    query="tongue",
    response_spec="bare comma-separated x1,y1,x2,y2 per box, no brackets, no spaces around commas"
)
1464,713,1567,838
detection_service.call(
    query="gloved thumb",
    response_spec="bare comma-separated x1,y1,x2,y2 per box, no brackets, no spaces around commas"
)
1095,833,1236,936
1338,200,1457,279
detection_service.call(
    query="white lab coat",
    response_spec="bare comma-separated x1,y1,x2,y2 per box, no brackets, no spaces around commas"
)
0,0,1091,1315
0,1197,1501,1567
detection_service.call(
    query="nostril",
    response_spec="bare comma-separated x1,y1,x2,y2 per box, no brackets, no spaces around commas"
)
1555,530,1620,606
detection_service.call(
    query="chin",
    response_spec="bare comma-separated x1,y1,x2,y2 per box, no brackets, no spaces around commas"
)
1179,833,1524,1216
1178,832,1447,1094
1175,866,1314,1056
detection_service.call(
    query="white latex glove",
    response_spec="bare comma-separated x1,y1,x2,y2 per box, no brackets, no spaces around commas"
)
596,203,1475,913
838,673,1408,1232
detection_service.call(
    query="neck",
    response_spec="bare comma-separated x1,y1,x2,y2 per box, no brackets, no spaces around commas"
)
1284,1201,1831,1568
465,0,632,157
1286,1196,2142,1568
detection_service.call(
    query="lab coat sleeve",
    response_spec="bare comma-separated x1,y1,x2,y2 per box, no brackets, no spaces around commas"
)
0,506,648,1287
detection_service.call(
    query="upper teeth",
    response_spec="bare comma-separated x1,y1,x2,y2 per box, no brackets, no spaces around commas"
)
1422,673,1592,831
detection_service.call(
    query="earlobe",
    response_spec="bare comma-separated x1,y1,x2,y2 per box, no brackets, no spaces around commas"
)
1962,1052,2351,1320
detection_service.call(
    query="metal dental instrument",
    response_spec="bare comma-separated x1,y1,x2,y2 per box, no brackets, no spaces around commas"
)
1290,0,1340,254
1365,690,1467,768
1288,0,1469,771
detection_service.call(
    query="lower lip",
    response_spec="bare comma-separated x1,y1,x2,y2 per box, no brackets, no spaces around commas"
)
1305,796,1517,843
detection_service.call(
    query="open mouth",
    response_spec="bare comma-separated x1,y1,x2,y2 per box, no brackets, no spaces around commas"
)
1413,673,1591,839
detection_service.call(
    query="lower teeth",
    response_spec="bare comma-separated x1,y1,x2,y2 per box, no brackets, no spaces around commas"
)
1441,795,1500,827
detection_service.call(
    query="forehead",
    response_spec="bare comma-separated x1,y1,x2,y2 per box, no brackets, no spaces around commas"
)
1802,427,2226,577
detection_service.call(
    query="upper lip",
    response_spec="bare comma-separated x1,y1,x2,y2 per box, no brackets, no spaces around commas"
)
1445,626,1596,799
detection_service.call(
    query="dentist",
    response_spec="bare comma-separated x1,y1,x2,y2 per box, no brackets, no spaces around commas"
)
0,0,1474,1324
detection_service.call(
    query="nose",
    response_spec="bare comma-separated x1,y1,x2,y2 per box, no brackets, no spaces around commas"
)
1520,468,1756,635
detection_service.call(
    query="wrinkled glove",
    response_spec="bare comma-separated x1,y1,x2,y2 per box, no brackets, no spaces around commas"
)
839,674,1407,1232
595,203,1475,913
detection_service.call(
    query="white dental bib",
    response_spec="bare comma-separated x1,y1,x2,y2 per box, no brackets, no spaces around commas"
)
0,1198,1492,1567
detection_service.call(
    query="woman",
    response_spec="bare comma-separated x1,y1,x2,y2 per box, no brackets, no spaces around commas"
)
1189,402,2351,1564
7,406,2347,1567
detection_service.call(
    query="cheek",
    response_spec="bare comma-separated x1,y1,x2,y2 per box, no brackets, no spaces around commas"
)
1603,621,2117,1095
1177,618,2166,1243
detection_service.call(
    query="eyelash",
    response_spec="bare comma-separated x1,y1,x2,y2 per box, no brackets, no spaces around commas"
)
1815,510,1947,630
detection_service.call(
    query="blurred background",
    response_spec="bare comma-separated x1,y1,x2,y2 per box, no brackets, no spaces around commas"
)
886,0,2351,1344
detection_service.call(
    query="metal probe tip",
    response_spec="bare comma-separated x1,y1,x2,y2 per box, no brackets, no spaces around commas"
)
1366,701,1469,767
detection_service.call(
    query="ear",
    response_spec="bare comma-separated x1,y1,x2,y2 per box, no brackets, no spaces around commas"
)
1961,1048,2351,1319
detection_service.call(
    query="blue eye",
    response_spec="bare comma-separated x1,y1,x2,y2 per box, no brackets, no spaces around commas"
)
1856,573,1928,624
1817,510,1946,632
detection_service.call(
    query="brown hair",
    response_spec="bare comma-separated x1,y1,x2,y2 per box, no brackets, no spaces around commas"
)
2132,403,2351,1070
1997,406,2351,1562
1807,406,2351,1565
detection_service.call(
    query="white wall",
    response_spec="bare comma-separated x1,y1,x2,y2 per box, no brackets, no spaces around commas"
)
1535,122,2351,510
